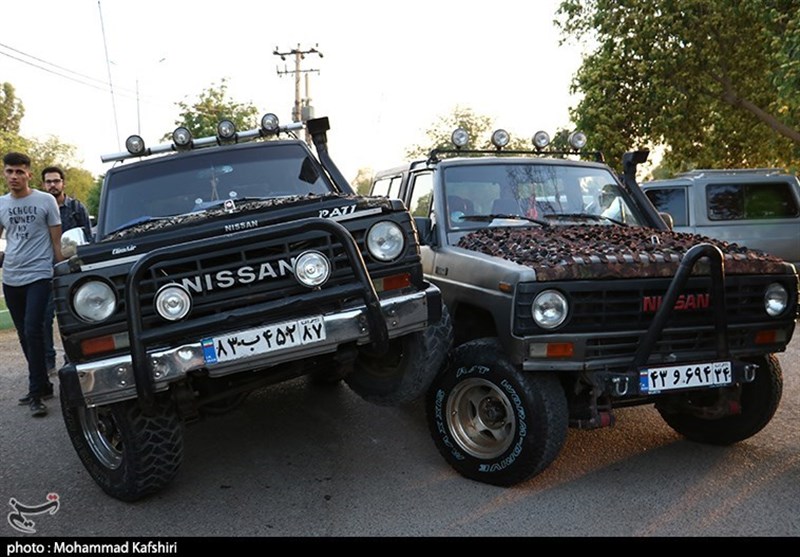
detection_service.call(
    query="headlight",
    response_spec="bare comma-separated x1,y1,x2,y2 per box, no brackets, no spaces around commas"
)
532,290,568,329
294,250,331,287
764,283,788,317
125,135,146,156
73,280,117,322
172,127,193,149
155,284,192,321
491,129,510,149
532,131,551,150
451,128,469,148
568,131,587,150
217,120,236,141
261,113,280,133
367,221,405,262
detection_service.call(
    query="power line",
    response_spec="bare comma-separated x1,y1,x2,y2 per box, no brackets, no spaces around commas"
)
97,0,121,150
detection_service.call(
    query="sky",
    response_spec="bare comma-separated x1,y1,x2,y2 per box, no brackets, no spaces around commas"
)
1,0,586,183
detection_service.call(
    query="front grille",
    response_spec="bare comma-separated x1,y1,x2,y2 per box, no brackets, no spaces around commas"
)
515,276,794,334
514,274,797,363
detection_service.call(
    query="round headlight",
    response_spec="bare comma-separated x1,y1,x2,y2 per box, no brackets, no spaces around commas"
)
568,131,588,150
367,221,405,262
125,135,146,156
764,283,788,317
172,127,192,148
261,113,280,133
217,119,236,141
155,284,192,321
451,128,469,148
532,131,551,150
532,290,569,329
73,280,117,323
491,129,510,149
294,250,331,287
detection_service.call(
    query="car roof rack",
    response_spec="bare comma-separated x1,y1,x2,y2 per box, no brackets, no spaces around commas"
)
677,168,787,177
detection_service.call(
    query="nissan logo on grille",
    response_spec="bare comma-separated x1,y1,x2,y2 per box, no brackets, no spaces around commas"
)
642,293,710,312
179,259,296,293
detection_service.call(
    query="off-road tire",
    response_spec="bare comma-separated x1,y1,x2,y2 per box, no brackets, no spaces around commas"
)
345,304,453,406
658,354,783,445
426,338,568,486
61,385,184,502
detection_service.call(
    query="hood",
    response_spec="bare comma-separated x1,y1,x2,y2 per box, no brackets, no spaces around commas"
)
456,225,788,281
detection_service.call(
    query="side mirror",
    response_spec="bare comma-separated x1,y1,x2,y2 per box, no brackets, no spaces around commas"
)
61,227,90,259
659,211,674,230
414,216,435,246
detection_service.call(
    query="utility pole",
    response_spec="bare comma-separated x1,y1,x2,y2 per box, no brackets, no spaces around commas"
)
273,44,323,143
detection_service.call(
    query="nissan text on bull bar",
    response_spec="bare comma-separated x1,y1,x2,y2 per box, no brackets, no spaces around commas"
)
54,113,452,501
370,127,798,486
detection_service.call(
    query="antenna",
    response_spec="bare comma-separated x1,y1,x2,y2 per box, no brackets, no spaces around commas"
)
97,1,121,150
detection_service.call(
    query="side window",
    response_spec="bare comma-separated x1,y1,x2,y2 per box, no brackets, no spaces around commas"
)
707,182,800,220
407,173,434,217
371,175,401,197
645,187,688,226
744,182,799,219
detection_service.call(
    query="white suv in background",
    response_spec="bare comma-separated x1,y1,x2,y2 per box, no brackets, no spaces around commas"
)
641,169,800,269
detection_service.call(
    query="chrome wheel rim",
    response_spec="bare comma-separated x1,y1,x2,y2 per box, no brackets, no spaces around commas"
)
446,377,516,459
79,407,123,469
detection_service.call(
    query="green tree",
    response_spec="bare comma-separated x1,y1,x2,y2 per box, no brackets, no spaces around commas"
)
164,78,260,141
1,82,97,199
86,175,103,217
556,0,800,174
405,106,494,158
351,167,374,195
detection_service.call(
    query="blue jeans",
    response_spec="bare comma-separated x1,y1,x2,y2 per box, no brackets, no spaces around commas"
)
3,279,54,398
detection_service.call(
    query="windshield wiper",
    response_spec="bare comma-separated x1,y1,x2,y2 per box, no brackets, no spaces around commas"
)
543,213,627,226
460,213,550,227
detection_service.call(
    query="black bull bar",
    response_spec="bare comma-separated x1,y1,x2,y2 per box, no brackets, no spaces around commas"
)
125,217,390,413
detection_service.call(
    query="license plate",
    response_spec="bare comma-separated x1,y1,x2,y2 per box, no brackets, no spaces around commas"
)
201,316,326,364
639,361,732,394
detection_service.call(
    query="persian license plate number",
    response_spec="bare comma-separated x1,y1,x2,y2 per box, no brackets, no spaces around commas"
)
202,316,326,364
639,361,732,394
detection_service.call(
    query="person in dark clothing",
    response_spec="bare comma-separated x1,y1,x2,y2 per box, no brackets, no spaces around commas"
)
1,152,64,417
41,165,91,374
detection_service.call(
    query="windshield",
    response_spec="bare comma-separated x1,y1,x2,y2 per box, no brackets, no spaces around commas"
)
99,143,333,237
443,162,645,231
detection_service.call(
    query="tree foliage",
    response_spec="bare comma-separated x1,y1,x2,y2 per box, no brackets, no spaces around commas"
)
405,106,495,159
351,167,374,195
556,0,800,174
165,79,260,141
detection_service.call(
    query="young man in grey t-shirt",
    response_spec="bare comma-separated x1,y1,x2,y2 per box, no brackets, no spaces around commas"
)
0,152,64,417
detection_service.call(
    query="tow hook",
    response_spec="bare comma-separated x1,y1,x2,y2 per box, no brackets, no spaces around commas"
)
611,376,629,397
743,363,758,383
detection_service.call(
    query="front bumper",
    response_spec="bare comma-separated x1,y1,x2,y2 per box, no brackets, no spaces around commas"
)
60,283,440,408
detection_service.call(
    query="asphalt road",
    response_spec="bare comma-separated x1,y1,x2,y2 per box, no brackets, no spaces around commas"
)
1,325,798,541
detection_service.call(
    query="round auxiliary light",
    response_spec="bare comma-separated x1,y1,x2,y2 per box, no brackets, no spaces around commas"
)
532,289,569,329
154,284,192,321
491,129,510,149
764,283,788,317
73,280,117,323
172,127,193,149
451,128,469,148
532,131,551,150
294,250,331,288
217,120,237,141
261,113,280,134
568,131,588,150
367,221,405,262
125,135,146,156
